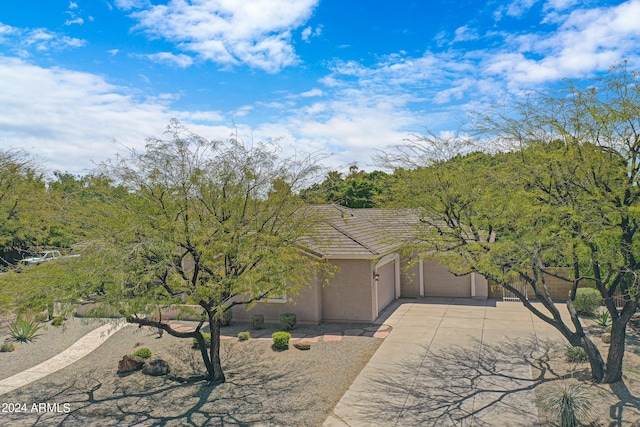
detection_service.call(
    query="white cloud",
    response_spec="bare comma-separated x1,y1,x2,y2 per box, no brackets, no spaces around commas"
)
0,23,85,55
232,105,254,117
301,27,312,42
114,0,147,10
506,0,539,17
485,0,640,85
543,0,579,12
64,17,84,26
301,25,321,42
300,88,323,97
0,23,19,39
143,52,194,68
122,0,319,73
0,56,231,174
65,2,85,26
453,25,479,43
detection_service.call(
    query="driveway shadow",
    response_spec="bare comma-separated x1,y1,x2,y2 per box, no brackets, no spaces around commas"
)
336,337,565,427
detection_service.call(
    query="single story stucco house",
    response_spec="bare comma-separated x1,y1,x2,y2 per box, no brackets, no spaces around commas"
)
232,204,489,324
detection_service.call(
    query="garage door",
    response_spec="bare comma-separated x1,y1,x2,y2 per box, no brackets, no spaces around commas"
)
377,261,395,313
423,260,471,297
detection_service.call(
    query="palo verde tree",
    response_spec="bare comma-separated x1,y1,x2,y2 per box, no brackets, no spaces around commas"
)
381,63,640,384
83,120,327,383
0,149,51,268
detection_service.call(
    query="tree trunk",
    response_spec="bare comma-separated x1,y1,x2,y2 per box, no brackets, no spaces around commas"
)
603,318,627,383
125,315,216,380
581,335,605,383
194,332,214,378
208,311,226,383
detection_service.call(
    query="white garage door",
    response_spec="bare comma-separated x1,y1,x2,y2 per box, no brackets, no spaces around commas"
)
377,261,396,313
423,260,471,298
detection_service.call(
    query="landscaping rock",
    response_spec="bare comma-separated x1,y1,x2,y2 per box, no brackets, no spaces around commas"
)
294,340,311,350
142,359,170,376
602,333,612,344
1,342,15,352
118,355,145,373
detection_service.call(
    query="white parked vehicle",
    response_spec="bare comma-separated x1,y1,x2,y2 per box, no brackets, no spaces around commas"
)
22,250,80,266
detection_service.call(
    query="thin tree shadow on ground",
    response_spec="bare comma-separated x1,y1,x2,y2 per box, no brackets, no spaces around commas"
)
609,380,640,426
1,342,315,426
345,337,577,427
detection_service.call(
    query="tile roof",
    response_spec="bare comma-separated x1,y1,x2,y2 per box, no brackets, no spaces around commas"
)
302,204,419,258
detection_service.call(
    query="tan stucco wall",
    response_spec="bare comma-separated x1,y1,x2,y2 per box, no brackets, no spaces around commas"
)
400,255,421,297
231,272,323,325
322,258,375,322
473,273,489,299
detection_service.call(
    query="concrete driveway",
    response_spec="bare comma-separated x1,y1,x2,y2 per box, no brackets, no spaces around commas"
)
324,298,569,427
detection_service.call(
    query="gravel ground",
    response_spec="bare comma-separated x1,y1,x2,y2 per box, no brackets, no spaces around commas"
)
0,320,384,426
0,318,107,381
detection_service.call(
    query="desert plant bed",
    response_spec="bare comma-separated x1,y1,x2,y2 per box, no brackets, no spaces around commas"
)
0,321,383,426
535,320,640,426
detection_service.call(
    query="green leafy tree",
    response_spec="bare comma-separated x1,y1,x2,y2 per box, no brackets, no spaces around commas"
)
68,120,329,382
382,63,640,384
301,165,390,208
0,149,49,267
46,171,125,246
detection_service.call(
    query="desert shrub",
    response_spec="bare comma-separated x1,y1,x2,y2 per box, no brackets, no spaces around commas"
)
133,347,152,358
238,331,251,341
564,346,588,363
8,317,43,342
51,317,66,327
279,313,296,331
1,343,16,352
272,331,291,349
251,314,264,329
217,309,232,326
594,309,611,327
572,288,601,317
538,383,594,427
192,333,211,349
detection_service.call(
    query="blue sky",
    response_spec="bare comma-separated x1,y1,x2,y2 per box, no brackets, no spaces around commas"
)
1,0,639,175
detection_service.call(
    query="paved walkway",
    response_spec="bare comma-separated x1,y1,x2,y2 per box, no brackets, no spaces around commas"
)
324,298,569,427
0,321,128,396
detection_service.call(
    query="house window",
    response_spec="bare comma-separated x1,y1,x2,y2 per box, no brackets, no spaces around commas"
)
262,293,287,304
256,288,288,303
263,292,287,303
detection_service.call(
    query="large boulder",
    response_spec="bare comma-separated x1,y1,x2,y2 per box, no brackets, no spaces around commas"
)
142,359,170,376
118,355,145,373
293,340,311,351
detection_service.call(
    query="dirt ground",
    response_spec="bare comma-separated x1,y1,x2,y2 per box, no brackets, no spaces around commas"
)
1,321,383,426
534,317,640,427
